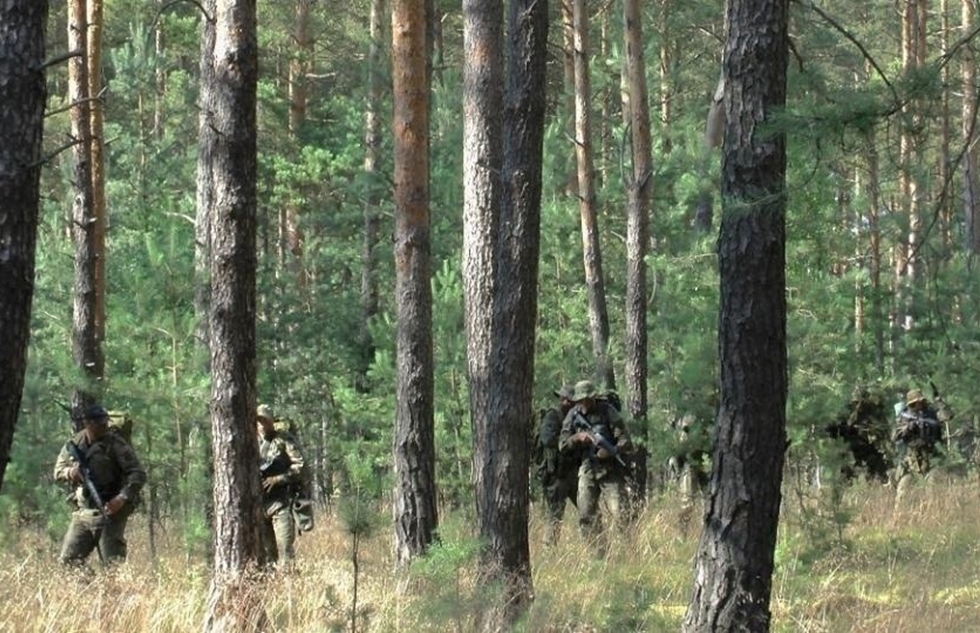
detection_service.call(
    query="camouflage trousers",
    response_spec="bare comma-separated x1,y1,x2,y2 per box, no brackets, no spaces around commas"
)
261,498,296,566
59,506,133,566
540,473,577,546
575,462,625,543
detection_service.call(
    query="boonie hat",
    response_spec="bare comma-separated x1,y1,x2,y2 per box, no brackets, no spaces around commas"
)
553,384,574,399
905,389,925,406
257,404,275,421
571,380,598,402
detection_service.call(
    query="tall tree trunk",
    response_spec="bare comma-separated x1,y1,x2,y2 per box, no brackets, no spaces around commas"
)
0,0,48,492
392,0,437,568
623,0,652,496
87,0,107,351
864,128,886,373
963,0,980,253
462,0,547,625
561,0,576,197
358,0,386,392
683,0,789,628
659,0,673,153
281,0,311,292
201,0,265,630
68,0,103,416
195,0,217,352
572,0,614,389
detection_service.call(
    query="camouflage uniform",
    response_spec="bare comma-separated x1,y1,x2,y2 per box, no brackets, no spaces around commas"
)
892,388,949,500
534,385,578,545
53,408,146,566
559,381,632,543
826,388,893,483
257,405,307,565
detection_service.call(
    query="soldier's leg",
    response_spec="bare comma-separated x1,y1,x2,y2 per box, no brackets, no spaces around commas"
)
59,510,100,565
599,477,625,533
259,516,279,565
99,512,131,564
271,505,296,564
542,479,564,546
576,466,600,541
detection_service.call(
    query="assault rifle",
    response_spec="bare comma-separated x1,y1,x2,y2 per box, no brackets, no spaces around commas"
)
65,439,109,520
571,410,627,468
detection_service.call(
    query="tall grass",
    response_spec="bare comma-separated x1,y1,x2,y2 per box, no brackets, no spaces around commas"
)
2,476,979,631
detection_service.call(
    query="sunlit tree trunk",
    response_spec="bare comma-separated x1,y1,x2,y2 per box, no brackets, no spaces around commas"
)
659,0,673,153
281,0,311,291
195,0,216,352
561,0,576,197
864,127,886,373
358,0,386,391
392,0,437,568
963,0,980,253
572,0,614,389
201,0,265,629
462,0,547,625
0,0,48,492
68,0,103,416
623,0,652,492
683,0,789,628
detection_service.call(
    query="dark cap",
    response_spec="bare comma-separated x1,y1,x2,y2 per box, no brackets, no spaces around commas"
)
77,404,110,423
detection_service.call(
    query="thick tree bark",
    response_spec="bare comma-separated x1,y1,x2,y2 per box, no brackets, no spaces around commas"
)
572,0,614,389
69,0,103,415
0,0,48,492
87,0,107,351
462,0,547,625
201,1,265,630
392,0,438,568
683,0,789,629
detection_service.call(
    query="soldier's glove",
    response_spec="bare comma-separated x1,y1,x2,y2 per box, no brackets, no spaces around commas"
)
596,447,610,460
262,475,285,492
67,464,83,484
571,432,593,446
105,493,127,516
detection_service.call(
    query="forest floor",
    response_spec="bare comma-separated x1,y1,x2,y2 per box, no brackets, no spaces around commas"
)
1,474,979,632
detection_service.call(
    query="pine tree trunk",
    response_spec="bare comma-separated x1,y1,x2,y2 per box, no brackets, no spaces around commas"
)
0,0,49,492
683,0,789,628
963,0,980,253
572,0,614,389
195,0,217,352
392,0,438,568
87,0,107,351
623,0,652,482
201,1,265,629
68,0,103,413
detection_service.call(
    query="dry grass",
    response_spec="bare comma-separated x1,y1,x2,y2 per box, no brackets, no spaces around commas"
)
2,477,980,632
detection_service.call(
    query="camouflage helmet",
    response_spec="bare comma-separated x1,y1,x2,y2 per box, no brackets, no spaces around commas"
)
570,380,598,402
257,403,275,421
906,389,926,406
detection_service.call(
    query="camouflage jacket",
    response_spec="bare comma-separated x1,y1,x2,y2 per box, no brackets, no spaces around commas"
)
259,430,306,501
559,401,632,477
54,430,146,509
535,406,577,482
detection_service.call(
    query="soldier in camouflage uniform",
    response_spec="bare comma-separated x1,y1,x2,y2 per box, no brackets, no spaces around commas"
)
825,387,893,483
892,388,950,501
559,380,632,544
53,404,146,566
256,404,307,566
534,384,577,545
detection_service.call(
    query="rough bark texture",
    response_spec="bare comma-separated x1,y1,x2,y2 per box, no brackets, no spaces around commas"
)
683,0,789,630
963,0,980,252
195,0,217,352
69,0,103,414
462,0,548,625
623,0,651,441
0,0,48,492
572,0,614,389
87,0,107,350
201,1,265,630
392,0,438,568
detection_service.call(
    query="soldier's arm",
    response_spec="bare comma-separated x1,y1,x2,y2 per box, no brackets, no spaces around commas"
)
114,439,147,501
608,407,633,452
558,409,577,453
284,436,306,483
53,444,74,482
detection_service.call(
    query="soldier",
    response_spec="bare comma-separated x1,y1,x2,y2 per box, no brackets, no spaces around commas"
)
559,380,632,545
533,384,578,545
256,403,307,567
825,387,893,483
53,403,146,567
892,388,949,500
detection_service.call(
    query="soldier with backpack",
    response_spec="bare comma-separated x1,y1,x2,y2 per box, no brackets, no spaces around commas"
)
892,387,951,501
256,403,308,568
533,384,578,545
53,403,146,567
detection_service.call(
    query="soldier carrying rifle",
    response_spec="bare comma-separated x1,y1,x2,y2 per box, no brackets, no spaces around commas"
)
892,387,951,501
